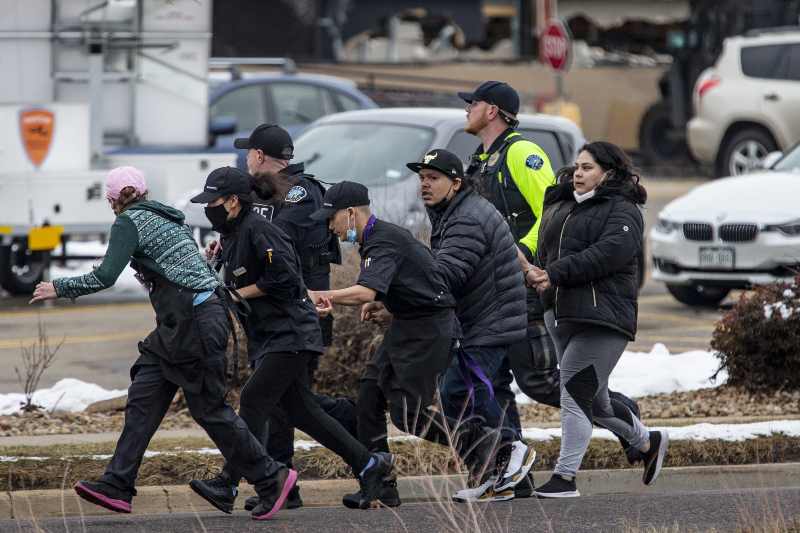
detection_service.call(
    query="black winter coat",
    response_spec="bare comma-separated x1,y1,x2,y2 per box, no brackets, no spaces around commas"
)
536,179,645,340
428,190,527,348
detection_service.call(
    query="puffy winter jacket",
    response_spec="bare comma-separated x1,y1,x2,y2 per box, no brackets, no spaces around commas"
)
428,189,527,348
536,179,645,340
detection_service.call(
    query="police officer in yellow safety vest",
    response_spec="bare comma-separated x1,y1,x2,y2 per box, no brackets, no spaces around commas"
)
459,82,645,488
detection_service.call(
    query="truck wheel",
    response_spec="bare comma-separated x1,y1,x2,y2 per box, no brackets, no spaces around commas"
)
638,101,690,164
0,240,48,295
666,283,729,308
715,128,776,177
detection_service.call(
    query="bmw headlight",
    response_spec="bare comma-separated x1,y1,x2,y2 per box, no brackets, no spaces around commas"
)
655,217,681,234
765,219,800,237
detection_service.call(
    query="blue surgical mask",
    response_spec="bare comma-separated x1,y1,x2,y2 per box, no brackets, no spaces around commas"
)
345,214,358,243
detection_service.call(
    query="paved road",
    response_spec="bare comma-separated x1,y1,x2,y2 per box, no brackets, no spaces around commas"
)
0,177,721,393
5,487,799,532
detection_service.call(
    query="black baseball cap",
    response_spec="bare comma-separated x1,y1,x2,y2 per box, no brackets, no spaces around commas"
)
233,123,294,160
407,149,464,179
458,80,520,116
310,181,370,222
190,166,252,204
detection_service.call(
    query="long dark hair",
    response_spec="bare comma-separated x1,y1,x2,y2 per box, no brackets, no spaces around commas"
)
580,141,647,205
250,170,294,205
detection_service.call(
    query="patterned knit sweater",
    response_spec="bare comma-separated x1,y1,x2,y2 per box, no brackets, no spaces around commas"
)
54,201,218,299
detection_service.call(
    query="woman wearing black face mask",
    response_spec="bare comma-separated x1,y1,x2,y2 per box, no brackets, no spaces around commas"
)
189,167,394,512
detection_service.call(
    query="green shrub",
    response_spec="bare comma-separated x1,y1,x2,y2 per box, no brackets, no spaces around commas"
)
711,275,800,393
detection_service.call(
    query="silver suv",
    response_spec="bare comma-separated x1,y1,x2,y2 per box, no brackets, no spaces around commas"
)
688,30,800,177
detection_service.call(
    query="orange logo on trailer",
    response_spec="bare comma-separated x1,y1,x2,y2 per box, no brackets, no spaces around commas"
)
19,109,55,168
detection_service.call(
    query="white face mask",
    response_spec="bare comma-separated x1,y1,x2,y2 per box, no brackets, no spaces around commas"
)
573,189,597,204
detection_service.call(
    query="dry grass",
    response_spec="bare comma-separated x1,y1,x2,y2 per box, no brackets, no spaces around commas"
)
2,434,800,492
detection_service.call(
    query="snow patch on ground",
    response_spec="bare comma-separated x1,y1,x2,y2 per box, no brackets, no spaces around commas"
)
513,343,725,403
3,421,796,462
0,378,127,416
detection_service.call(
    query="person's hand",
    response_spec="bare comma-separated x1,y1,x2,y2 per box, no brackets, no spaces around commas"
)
205,240,220,261
29,282,57,304
370,307,393,327
526,266,551,292
360,301,383,322
315,296,333,317
308,290,333,316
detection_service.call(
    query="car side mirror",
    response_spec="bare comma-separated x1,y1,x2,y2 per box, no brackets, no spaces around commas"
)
209,115,237,136
760,151,783,170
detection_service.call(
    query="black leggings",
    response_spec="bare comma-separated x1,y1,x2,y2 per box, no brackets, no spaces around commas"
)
226,351,371,483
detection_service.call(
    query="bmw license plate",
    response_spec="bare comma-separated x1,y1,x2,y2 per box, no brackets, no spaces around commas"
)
699,247,735,269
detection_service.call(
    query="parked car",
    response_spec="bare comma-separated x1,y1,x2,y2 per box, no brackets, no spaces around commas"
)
182,106,582,228
207,71,377,163
651,142,800,307
687,29,800,177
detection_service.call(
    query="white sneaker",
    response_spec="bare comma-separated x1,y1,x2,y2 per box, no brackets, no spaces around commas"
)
494,441,537,492
452,476,514,503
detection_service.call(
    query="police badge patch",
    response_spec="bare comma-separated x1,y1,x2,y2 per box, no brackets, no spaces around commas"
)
285,185,307,203
526,154,544,170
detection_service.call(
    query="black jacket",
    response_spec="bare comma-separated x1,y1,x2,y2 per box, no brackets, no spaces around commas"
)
251,163,340,291
536,179,645,340
428,190,527,348
220,209,323,359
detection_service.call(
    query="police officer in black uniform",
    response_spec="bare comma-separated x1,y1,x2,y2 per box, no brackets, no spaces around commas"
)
233,124,349,509
188,168,393,513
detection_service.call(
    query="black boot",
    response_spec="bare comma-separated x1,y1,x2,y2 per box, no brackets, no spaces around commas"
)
251,467,298,521
245,484,303,511
358,452,395,509
342,476,401,509
189,474,238,514
74,480,133,514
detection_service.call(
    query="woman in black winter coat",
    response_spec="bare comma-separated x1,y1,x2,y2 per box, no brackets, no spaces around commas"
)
528,142,669,498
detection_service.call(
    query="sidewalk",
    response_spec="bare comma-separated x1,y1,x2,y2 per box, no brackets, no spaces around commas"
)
3,464,798,520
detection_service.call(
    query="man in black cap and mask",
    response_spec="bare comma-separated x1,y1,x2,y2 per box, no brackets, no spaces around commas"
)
308,181,531,503
188,167,394,513
230,123,346,511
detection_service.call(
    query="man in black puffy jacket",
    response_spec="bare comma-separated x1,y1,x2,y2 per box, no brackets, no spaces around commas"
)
408,149,536,502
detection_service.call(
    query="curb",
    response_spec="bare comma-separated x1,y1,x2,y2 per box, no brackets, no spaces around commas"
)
3,463,798,520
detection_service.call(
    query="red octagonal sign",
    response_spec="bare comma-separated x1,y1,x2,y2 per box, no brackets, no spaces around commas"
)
540,20,571,72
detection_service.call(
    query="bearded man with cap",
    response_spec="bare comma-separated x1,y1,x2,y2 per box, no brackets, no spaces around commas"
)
308,181,532,503
29,167,297,521
407,148,536,502
229,124,345,511
188,167,394,513
459,81,646,477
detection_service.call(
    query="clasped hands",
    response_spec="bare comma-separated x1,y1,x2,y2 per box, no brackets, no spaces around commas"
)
524,265,551,292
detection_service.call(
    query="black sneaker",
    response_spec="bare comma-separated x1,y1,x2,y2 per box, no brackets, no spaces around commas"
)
534,474,580,498
252,468,298,521
642,430,669,485
342,477,401,509
244,484,303,511
74,480,133,513
358,452,395,509
514,473,535,498
189,475,238,514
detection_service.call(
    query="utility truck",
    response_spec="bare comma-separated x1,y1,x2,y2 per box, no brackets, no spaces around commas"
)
0,0,232,294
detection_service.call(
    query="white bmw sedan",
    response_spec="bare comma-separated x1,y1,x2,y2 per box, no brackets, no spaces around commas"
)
651,144,800,307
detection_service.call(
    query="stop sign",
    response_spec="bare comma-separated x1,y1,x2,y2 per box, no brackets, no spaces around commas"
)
540,20,571,72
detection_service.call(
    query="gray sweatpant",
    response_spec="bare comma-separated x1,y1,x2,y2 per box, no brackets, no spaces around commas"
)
544,311,650,478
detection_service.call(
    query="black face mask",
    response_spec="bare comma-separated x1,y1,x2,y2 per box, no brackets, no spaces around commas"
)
205,203,233,233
